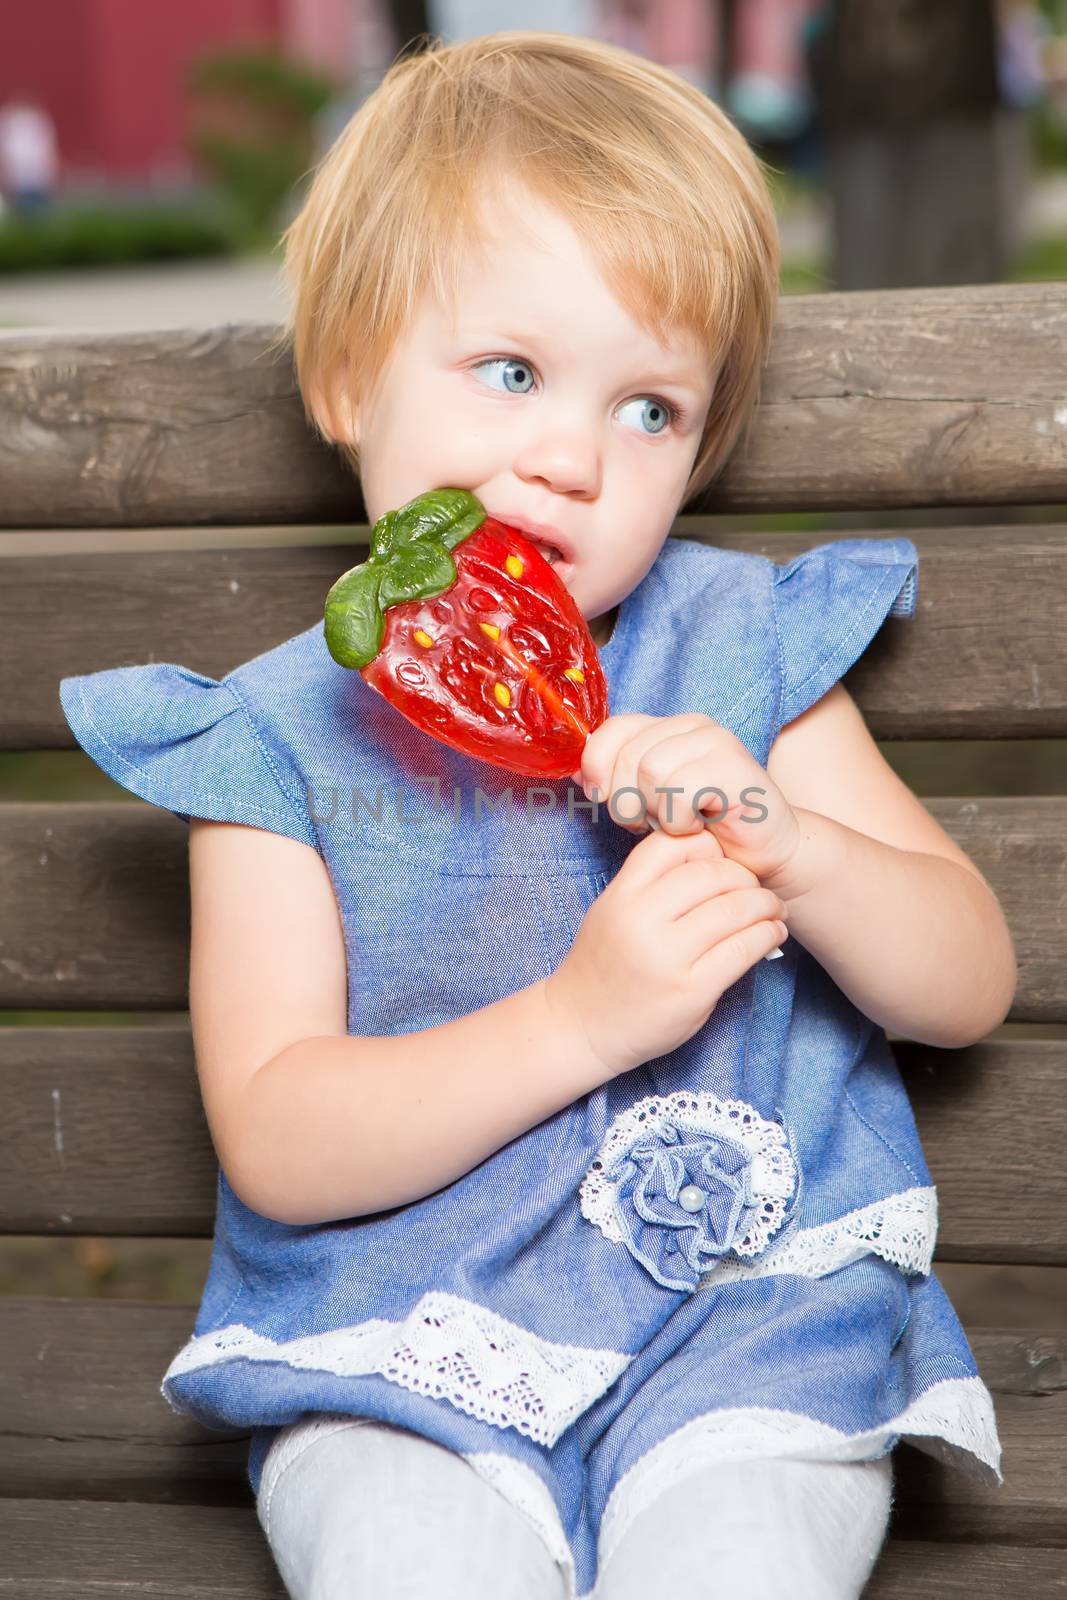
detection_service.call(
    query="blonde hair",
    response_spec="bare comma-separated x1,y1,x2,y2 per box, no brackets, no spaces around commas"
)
274,30,780,507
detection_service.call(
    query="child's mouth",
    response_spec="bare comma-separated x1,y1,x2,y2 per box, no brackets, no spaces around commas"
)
532,542,575,588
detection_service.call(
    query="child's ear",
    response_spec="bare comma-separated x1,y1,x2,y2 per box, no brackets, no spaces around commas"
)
335,391,360,449
306,364,360,448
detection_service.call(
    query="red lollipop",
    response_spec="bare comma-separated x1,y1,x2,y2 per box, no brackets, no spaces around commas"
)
323,488,609,778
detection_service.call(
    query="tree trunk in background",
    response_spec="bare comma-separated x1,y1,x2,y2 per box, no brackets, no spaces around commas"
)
715,0,738,100
808,0,1023,289
384,0,433,57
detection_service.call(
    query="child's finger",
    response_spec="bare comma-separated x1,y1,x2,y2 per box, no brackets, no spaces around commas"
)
645,811,705,838
577,713,659,797
639,819,781,959
616,820,734,891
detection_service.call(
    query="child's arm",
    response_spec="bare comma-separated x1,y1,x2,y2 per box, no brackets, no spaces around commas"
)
763,685,1018,1048
239,987,605,1225
193,814,787,1227
767,809,1016,1048
189,819,609,1227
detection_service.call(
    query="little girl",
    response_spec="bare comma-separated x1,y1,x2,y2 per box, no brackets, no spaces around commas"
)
59,31,1014,1600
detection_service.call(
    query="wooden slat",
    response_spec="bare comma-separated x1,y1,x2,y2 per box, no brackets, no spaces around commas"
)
2,1028,1065,1261
894,1041,1067,1266
0,1301,1064,1552
742,282,1067,512
0,324,353,532
3,1026,217,1237
6,523,1066,747
1,795,1062,1017
0,1500,287,1597
3,285,1067,523
869,1544,1067,1596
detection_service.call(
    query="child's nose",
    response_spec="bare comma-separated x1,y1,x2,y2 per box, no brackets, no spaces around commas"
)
515,433,601,499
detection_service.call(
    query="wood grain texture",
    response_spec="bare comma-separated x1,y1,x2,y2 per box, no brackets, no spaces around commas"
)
2,285,1066,525
8,522,1066,747
1,795,1061,1017
2,1027,1064,1259
0,324,354,531
869,1543,1067,1595
0,1499,288,1596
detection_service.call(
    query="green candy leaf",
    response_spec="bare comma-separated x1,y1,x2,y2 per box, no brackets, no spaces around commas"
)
390,487,487,552
369,508,407,562
377,539,457,609
324,488,488,669
323,562,386,669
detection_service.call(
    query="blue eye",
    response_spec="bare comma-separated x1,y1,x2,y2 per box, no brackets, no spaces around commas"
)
470,356,683,436
617,396,675,436
473,357,536,396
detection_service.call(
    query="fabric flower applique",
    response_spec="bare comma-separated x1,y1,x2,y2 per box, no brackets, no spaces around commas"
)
579,1091,801,1292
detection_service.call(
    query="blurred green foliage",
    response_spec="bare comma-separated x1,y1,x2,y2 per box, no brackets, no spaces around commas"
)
184,44,339,247
779,225,1067,295
1031,98,1067,168
0,46,342,270
1009,230,1067,277
186,45,338,119
186,136,308,247
0,198,239,273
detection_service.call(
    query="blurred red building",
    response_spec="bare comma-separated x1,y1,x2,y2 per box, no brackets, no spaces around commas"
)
0,0,351,187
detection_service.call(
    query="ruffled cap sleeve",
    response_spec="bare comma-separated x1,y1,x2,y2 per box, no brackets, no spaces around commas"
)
772,536,918,729
58,663,316,850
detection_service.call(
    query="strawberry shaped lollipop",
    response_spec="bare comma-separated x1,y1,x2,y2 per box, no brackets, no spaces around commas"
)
324,489,609,778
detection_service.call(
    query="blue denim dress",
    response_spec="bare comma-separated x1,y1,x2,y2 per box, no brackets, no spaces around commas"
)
59,534,1001,1599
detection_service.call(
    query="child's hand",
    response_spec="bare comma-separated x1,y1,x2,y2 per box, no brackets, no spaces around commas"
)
573,712,801,885
545,826,790,1079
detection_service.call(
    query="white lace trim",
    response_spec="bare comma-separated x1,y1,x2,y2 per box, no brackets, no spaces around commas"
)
580,1091,798,1260
699,1184,938,1285
255,1376,1001,1600
164,1190,940,1452
595,1377,1002,1596
161,1288,633,1448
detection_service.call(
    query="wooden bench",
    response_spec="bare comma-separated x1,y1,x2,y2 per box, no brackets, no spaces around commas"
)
1,281,1065,1596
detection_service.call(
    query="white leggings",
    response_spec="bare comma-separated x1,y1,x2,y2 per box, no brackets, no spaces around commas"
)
256,1416,895,1600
